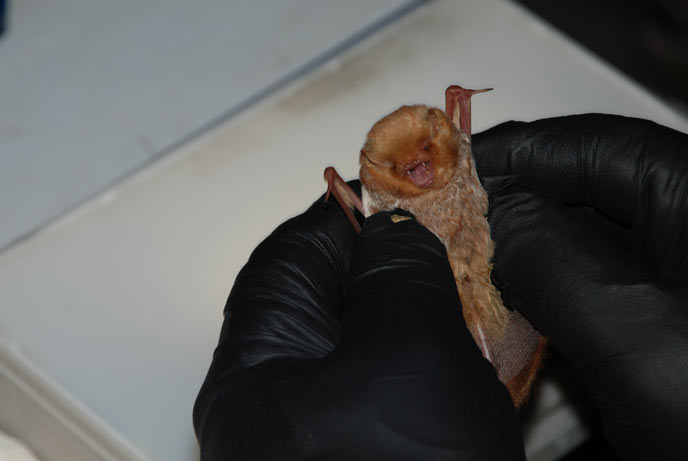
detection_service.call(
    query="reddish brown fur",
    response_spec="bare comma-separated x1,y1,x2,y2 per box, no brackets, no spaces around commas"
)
359,104,544,407
360,105,508,339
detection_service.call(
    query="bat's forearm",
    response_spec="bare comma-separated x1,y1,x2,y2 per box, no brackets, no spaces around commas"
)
445,85,492,140
323,166,363,233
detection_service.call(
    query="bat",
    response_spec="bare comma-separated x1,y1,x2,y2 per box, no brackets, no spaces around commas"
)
323,85,545,407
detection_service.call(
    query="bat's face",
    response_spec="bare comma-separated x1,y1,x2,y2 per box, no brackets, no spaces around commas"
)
359,105,460,198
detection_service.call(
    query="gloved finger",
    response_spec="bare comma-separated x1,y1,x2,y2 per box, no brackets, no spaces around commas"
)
473,114,688,279
487,182,688,461
331,210,524,460
218,181,361,367
194,182,360,432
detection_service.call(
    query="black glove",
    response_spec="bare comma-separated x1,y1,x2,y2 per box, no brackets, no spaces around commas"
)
472,113,688,461
193,184,524,460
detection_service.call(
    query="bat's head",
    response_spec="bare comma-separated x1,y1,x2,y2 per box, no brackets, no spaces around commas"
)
359,105,460,198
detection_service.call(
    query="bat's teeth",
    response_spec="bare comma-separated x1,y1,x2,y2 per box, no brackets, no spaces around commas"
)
407,161,434,187
405,161,428,174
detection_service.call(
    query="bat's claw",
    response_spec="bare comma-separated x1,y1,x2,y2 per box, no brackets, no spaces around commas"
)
445,85,493,99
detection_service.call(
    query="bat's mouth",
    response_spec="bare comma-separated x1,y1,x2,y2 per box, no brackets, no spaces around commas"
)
406,161,434,188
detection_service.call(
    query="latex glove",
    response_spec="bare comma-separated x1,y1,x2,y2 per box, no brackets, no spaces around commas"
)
193,184,524,460
472,113,688,461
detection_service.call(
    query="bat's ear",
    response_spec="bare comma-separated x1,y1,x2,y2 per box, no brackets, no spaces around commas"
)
360,145,376,168
426,107,439,134
426,107,452,139
359,143,372,163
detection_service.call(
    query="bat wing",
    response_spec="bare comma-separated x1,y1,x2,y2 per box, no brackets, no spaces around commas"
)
445,85,492,140
323,166,364,234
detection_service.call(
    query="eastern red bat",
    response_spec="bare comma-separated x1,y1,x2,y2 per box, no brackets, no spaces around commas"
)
324,85,545,407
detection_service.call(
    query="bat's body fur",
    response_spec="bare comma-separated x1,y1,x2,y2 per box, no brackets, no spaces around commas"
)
361,105,507,339
359,104,544,407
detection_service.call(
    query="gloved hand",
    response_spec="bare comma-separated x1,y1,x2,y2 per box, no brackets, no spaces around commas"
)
472,113,688,461
193,184,524,460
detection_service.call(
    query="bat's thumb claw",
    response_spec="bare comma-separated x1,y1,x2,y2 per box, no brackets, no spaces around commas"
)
323,167,335,205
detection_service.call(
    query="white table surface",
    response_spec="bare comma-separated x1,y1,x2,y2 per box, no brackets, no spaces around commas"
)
1,0,687,459
0,0,416,251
